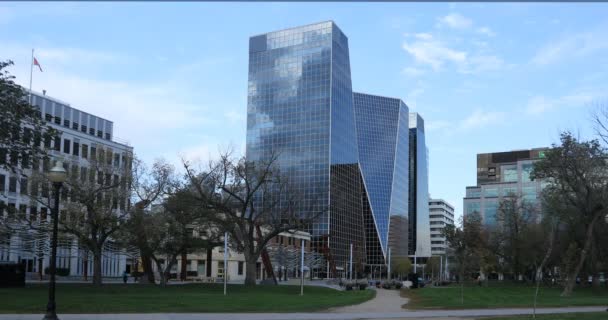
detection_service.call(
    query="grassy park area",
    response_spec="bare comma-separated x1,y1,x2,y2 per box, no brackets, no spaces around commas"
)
480,312,608,320
0,283,375,313
404,285,608,309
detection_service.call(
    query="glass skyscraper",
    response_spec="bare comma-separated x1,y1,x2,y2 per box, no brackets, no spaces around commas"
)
408,113,431,258
246,21,430,274
353,93,410,264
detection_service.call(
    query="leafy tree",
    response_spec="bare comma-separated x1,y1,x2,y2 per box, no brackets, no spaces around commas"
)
494,195,538,280
391,256,412,280
183,151,323,286
443,212,484,304
425,256,441,283
0,60,56,173
531,132,608,296
140,189,220,286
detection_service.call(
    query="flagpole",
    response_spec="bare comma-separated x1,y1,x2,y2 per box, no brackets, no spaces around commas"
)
29,48,34,105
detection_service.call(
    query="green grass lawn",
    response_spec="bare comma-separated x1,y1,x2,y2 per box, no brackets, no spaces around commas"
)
479,312,608,320
0,283,375,313
403,285,608,309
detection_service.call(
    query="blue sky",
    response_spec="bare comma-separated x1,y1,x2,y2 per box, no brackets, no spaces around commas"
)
2,2,608,219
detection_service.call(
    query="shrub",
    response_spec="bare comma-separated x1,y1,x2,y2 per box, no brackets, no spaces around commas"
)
375,280,381,288
395,281,403,289
358,282,368,290
382,281,392,289
44,267,70,277
345,282,353,291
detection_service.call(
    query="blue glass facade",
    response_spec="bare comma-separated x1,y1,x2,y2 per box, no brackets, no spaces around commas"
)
408,113,431,258
463,149,549,226
246,21,365,272
247,21,426,271
353,93,410,263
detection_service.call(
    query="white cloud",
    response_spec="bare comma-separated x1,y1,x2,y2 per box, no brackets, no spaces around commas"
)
532,27,608,66
438,13,473,29
414,33,433,40
4,41,245,167
402,35,467,71
477,27,496,37
459,109,506,130
526,91,601,115
526,96,554,115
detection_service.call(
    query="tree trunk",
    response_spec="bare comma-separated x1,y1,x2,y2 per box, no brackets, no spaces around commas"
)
245,258,257,286
38,258,43,280
561,213,600,297
180,252,187,281
93,249,103,286
592,274,601,288
206,248,213,277
83,258,88,282
140,253,155,284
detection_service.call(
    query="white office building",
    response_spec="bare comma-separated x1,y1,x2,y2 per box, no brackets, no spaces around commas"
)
0,90,133,279
428,198,454,256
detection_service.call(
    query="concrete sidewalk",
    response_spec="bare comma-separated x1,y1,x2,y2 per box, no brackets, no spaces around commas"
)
1,307,605,320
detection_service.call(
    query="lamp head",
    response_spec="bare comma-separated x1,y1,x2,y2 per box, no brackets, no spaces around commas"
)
48,161,67,184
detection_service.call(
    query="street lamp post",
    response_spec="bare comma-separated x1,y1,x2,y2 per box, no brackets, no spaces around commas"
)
44,161,67,320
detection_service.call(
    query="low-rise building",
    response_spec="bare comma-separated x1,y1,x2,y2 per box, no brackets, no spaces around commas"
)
428,198,454,256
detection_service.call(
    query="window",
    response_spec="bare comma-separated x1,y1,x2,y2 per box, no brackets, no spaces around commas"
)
484,200,499,225
54,136,61,151
9,177,17,193
523,186,537,201
90,146,97,160
20,178,27,194
105,133,111,140
114,154,120,167
89,128,95,135
522,163,534,182
238,261,244,275
72,122,79,130
217,261,225,278
82,144,88,159
45,114,53,122
63,139,71,154
44,135,52,148
0,174,5,192
483,187,498,197
97,130,103,138
466,188,481,198
81,167,88,182
54,116,61,125
465,201,480,215
501,165,518,182
73,142,80,156
81,125,87,133
40,208,47,222
502,187,517,197
63,119,70,127
19,205,27,219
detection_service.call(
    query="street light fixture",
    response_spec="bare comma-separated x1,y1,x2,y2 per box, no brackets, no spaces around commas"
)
44,161,67,320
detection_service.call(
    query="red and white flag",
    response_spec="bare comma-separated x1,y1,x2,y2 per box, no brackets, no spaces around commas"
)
33,57,43,72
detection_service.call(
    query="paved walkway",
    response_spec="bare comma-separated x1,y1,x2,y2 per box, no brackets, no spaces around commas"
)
1,307,605,320
330,288,407,313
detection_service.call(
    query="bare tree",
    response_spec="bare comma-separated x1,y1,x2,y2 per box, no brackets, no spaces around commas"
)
183,151,323,286
23,147,132,285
